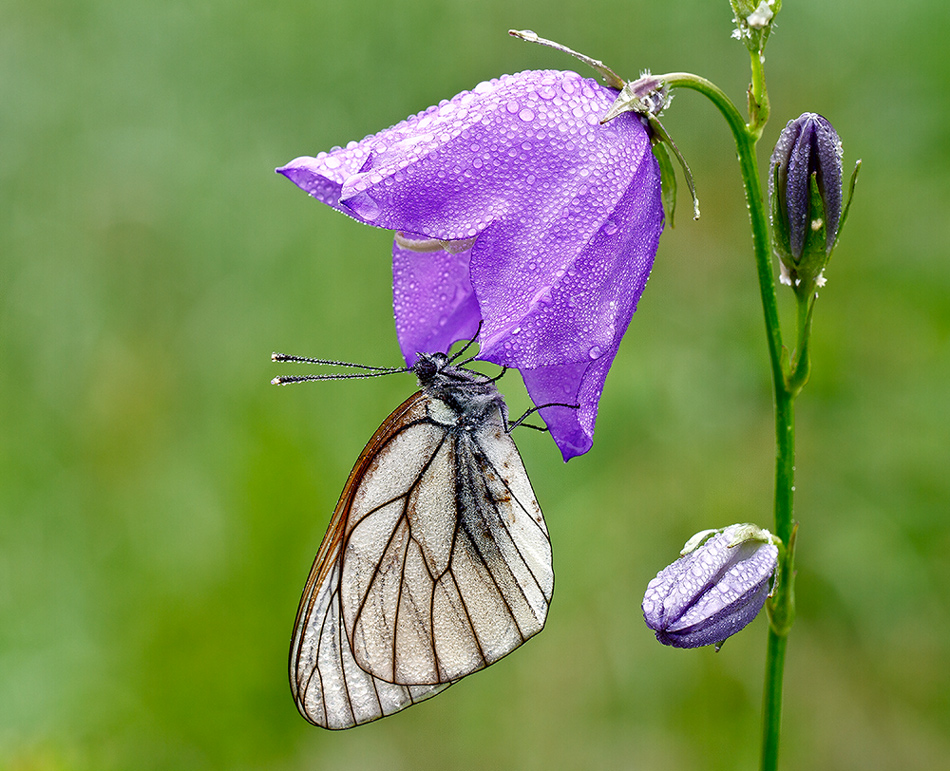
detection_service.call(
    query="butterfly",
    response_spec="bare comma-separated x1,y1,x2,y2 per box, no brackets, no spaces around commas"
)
272,348,554,729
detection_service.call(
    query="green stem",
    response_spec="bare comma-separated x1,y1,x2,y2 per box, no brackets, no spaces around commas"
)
747,47,770,138
662,71,796,771
760,629,787,769
787,286,815,396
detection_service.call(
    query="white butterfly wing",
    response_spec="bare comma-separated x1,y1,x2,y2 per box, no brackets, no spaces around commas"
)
290,394,450,728
341,395,553,685
290,538,449,728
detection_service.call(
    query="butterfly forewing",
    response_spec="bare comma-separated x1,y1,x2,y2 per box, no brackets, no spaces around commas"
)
288,355,553,728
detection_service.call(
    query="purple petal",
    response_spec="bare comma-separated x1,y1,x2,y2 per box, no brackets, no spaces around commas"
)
470,144,660,367
473,148,660,459
518,351,614,461
392,236,481,366
774,113,843,259
657,579,769,648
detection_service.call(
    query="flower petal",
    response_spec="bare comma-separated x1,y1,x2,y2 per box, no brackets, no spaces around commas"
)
392,237,481,366
519,354,613,461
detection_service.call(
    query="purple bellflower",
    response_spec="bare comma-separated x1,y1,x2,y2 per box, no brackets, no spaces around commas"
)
277,69,664,460
642,524,779,649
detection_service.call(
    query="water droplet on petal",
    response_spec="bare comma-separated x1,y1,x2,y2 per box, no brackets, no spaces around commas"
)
349,193,381,222
519,108,535,122
588,346,603,360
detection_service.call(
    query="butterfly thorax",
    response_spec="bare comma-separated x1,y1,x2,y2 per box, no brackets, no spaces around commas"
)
412,352,507,431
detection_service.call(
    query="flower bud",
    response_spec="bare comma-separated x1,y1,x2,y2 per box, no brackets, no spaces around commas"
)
642,524,778,649
769,113,844,288
730,0,779,54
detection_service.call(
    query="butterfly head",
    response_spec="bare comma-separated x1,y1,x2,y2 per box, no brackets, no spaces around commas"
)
411,351,451,384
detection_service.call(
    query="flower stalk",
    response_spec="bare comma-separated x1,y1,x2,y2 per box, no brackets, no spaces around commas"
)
655,52,798,771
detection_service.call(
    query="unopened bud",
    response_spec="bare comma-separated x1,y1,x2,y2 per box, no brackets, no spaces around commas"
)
769,112,844,287
642,524,779,649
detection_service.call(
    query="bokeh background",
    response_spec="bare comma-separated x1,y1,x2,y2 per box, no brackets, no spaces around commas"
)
3,0,948,768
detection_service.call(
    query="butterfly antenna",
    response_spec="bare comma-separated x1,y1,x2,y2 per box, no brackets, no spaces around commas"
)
271,353,408,385
272,353,404,371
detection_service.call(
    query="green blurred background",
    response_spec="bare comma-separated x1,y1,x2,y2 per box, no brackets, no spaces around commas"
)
3,0,948,768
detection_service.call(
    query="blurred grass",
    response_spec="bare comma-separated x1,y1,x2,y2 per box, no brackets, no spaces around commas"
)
2,0,949,768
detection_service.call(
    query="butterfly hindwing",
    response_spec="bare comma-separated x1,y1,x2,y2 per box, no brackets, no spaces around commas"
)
343,394,553,685
290,394,449,729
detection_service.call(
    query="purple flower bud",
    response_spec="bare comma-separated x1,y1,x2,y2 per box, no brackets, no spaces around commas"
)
769,113,843,287
277,69,664,460
642,524,778,649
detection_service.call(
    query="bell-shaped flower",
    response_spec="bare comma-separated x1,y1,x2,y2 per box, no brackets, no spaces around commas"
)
642,524,779,649
277,69,664,460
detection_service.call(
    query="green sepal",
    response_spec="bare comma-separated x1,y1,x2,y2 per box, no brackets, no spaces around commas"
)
792,172,831,284
769,159,792,267
601,76,699,222
831,159,861,252
765,521,796,636
652,140,678,228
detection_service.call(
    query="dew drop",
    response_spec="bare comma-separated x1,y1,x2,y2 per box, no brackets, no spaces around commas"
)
519,108,535,122
352,194,381,222
588,346,603,360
